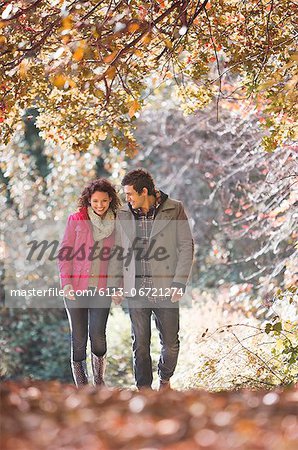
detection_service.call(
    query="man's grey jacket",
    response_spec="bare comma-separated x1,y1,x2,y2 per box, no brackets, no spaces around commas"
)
107,193,194,296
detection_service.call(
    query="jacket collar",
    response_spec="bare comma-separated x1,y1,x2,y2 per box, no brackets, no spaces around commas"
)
77,206,89,219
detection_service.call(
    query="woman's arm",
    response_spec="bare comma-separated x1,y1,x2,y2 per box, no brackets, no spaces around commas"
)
57,215,76,290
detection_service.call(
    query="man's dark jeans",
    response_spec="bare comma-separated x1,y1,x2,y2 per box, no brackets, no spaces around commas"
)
128,297,180,388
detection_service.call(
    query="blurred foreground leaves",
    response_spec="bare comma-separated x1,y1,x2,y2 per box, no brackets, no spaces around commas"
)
1,380,298,450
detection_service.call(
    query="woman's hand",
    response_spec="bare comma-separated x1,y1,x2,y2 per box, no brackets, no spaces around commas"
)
63,284,75,301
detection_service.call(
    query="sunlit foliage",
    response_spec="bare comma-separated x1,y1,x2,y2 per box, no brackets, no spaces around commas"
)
0,0,297,153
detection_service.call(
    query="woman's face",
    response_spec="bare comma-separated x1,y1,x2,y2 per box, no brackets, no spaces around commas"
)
90,191,111,217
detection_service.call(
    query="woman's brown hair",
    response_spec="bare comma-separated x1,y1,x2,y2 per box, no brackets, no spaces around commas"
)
78,178,121,214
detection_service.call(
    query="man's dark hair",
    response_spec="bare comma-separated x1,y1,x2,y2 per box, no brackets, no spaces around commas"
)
122,169,156,195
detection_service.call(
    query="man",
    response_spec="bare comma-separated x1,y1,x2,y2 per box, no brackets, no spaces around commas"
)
108,169,193,390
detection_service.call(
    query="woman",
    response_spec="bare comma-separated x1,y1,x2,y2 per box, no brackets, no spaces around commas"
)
58,179,121,387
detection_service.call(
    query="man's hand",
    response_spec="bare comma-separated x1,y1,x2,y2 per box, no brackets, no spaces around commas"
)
63,284,75,301
171,291,184,303
112,289,124,305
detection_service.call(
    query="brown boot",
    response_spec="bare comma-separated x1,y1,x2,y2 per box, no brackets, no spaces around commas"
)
71,360,88,387
91,353,107,386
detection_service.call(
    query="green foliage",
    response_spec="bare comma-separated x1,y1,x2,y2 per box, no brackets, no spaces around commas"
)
0,308,71,381
263,288,298,382
104,307,135,388
177,287,298,391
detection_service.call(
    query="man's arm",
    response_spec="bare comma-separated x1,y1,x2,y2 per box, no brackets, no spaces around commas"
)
172,202,194,292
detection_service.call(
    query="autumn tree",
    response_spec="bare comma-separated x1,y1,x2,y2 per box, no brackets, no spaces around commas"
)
0,0,297,154
128,90,297,290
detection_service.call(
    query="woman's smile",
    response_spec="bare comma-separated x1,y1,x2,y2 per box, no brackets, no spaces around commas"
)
90,191,111,216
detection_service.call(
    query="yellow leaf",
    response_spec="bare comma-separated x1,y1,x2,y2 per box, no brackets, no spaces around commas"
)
283,321,294,332
134,49,143,58
128,100,141,118
67,78,76,88
276,339,284,351
92,28,100,38
105,66,116,79
164,39,173,49
257,79,276,91
141,33,152,45
97,129,107,140
19,61,28,79
126,141,139,158
94,89,105,98
290,53,298,61
128,23,140,33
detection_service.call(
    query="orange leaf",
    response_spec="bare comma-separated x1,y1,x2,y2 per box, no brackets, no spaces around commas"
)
128,100,141,118
156,0,166,8
51,75,75,89
105,66,116,79
73,46,84,62
0,35,7,45
61,16,73,31
128,23,140,33
52,74,67,88
103,50,118,64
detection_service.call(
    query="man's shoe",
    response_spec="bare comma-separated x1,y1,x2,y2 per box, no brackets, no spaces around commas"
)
91,353,107,386
159,379,171,391
71,360,88,387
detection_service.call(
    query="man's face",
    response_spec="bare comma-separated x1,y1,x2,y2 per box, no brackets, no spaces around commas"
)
124,185,146,209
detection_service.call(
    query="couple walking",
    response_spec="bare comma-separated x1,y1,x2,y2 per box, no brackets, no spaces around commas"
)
58,169,193,390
